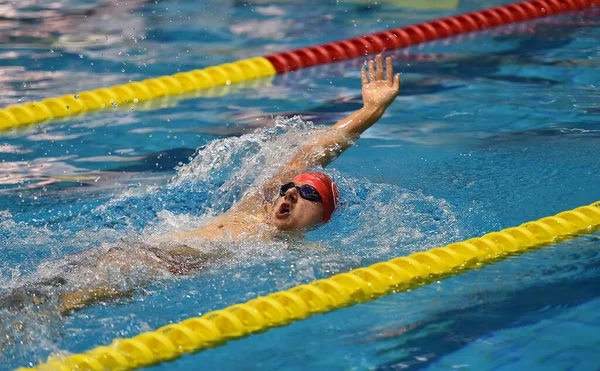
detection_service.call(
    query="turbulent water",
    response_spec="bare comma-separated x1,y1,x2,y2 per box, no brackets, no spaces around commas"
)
0,117,460,365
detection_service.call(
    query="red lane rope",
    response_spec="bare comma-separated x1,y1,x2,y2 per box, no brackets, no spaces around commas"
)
264,0,599,73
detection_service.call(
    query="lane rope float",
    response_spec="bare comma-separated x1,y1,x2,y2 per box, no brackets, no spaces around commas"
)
0,57,276,132
1,0,598,132
17,201,600,371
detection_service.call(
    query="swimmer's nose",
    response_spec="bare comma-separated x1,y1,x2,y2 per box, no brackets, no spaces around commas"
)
285,187,299,203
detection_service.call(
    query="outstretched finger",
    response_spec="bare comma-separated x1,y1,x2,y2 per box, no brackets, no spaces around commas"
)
368,60,376,83
386,57,393,83
394,73,401,91
361,66,368,85
376,54,384,81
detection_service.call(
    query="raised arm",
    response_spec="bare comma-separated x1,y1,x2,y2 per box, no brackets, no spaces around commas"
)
332,55,401,136
234,54,401,209
267,55,400,181
244,55,401,207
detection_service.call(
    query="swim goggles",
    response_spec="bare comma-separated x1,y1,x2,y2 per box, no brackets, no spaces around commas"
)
279,182,322,202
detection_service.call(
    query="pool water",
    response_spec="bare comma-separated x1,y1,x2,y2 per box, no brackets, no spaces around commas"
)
1,0,600,370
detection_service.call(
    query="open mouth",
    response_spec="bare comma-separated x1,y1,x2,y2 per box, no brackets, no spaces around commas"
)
275,202,291,219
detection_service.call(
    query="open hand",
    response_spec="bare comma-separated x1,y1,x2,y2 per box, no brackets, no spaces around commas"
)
361,55,401,110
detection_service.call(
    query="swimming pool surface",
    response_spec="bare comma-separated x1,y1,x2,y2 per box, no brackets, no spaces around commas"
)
1,0,600,370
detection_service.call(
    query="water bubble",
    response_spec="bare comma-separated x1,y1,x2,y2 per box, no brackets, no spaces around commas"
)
50,49,54,53
66,105,70,110
74,94,79,99
78,54,83,59
22,82,27,88
112,102,118,108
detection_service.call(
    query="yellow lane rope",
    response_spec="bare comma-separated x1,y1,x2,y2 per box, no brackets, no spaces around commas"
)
17,200,600,371
0,57,276,132
5,75,275,136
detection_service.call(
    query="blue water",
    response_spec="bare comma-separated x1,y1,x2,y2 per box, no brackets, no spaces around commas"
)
1,0,600,370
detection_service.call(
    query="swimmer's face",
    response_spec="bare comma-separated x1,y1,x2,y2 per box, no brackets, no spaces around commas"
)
268,181,324,231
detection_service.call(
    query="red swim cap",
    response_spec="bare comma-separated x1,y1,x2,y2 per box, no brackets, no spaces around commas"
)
292,172,339,222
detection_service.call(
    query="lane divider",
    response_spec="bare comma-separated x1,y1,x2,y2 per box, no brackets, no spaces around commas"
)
18,201,600,371
264,0,599,72
0,58,276,132
1,0,598,132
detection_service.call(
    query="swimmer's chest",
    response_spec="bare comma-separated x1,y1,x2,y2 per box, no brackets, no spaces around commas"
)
182,210,271,241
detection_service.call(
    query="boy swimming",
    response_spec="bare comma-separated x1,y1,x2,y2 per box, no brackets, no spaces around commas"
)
174,54,400,240
3,54,401,312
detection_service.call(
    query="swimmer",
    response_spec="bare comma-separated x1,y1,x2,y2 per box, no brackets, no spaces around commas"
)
3,55,401,313
175,54,400,241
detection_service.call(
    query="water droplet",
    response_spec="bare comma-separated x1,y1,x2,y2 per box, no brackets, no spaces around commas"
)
50,49,54,53
121,69,125,73
74,94,79,99
22,82,27,88
133,98,139,103
66,105,70,110
78,54,84,59
112,102,118,108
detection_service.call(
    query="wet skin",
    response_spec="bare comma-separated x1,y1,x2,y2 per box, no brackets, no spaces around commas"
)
267,181,324,231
